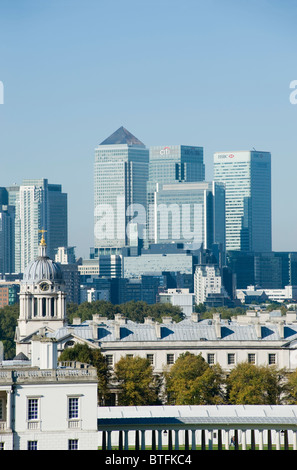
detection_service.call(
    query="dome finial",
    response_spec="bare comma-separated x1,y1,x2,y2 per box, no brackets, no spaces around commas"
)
38,228,47,257
39,228,47,246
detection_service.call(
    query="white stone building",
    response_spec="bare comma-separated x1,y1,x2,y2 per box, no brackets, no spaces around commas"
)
0,336,98,450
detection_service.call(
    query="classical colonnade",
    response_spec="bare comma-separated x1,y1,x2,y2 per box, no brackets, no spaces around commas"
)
97,405,297,451
99,425,297,450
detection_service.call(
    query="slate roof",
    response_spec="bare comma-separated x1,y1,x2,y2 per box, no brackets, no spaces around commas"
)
49,316,297,345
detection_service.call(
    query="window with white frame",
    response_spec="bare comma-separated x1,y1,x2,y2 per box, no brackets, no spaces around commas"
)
27,440,38,450
248,353,256,364
166,354,174,365
227,353,235,365
146,354,154,365
268,353,276,365
68,439,79,450
106,355,113,366
27,398,39,421
207,353,215,365
68,397,79,420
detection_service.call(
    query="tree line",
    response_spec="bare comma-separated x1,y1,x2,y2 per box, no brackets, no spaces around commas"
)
66,299,184,324
58,345,297,407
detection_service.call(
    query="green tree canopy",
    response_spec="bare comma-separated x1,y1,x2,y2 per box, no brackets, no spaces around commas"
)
164,352,226,405
114,355,161,406
66,300,184,325
58,343,110,405
283,368,297,404
197,306,246,321
226,362,286,405
0,303,19,359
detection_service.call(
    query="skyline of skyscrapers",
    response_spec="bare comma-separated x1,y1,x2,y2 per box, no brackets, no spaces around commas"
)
0,128,274,289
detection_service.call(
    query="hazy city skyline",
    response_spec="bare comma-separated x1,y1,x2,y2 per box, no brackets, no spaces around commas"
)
0,0,296,258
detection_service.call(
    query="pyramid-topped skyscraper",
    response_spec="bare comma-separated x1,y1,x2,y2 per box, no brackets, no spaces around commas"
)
100,126,145,147
94,127,149,258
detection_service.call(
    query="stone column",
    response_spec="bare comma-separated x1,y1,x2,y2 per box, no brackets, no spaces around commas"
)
293,430,297,450
208,430,213,450
225,429,230,450
276,431,281,450
38,297,42,317
258,430,263,450
6,390,12,431
241,430,246,450
47,297,51,317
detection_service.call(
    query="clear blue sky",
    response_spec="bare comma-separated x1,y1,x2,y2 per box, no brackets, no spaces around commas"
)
0,0,296,258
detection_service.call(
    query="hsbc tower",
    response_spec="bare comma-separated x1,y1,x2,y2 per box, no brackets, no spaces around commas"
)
214,150,272,252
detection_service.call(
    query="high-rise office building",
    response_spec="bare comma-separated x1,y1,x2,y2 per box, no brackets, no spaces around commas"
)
227,250,297,289
12,179,67,273
147,145,205,246
47,184,68,260
147,181,225,251
0,188,15,273
149,145,205,185
94,126,149,254
214,150,271,252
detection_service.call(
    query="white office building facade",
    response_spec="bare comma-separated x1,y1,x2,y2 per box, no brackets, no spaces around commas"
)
194,265,227,304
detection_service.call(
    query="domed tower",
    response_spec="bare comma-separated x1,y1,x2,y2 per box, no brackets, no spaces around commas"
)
15,231,67,357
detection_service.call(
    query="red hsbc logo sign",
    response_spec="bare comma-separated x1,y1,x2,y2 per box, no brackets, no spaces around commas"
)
228,154,235,158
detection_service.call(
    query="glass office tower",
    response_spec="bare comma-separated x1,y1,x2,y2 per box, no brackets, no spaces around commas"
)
214,150,271,252
147,145,205,245
149,145,205,184
12,179,68,273
0,188,15,274
94,127,149,254
148,181,225,251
